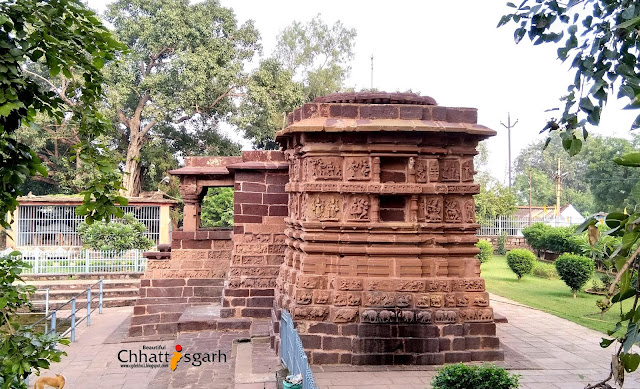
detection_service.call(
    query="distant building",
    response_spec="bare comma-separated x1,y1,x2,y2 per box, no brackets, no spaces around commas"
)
513,204,585,227
5,192,176,250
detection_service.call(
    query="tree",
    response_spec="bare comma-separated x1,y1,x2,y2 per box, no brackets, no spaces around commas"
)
78,213,153,252
1,0,126,226
200,188,233,228
104,0,260,196
501,1,640,385
275,14,357,101
239,16,356,148
474,176,517,225
499,0,640,154
1,1,124,385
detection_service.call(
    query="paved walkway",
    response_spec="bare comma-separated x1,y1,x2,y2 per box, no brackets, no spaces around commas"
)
30,296,640,389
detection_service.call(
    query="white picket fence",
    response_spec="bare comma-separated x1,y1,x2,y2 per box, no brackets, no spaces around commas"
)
0,247,146,274
478,216,582,237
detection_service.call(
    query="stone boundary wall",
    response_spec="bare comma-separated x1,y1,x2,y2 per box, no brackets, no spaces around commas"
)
477,235,531,252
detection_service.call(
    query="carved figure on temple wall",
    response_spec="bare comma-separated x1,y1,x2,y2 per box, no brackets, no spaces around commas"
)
326,198,340,219
424,197,443,221
311,197,324,219
441,160,460,181
416,160,428,183
445,199,461,222
309,157,342,179
346,157,371,180
464,199,475,223
348,197,370,220
461,159,474,181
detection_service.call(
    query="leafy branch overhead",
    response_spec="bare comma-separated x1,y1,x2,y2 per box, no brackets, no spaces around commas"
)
0,0,127,226
500,0,640,156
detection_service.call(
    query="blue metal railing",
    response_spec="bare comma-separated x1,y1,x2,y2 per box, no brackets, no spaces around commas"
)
30,279,104,341
280,309,317,389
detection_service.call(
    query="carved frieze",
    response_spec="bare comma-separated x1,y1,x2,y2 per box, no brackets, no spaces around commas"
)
346,157,371,181
444,198,462,223
464,198,475,223
460,308,493,322
346,196,370,221
461,158,475,182
440,159,460,182
416,159,429,183
307,194,341,221
423,195,443,222
307,157,342,180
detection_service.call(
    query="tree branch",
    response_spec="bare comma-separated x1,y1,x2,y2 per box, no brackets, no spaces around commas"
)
133,94,151,125
146,46,173,75
22,67,75,107
140,119,158,136
117,108,130,128
174,87,243,123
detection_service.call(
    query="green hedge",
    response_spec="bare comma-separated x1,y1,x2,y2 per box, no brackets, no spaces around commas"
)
506,249,536,279
431,363,520,389
521,223,583,255
476,240,494,263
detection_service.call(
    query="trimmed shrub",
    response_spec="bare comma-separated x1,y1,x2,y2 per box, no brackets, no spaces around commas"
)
78,213,153,252
532,261,558,279
476,240,494,263
522,223,551,252
521,223,583,255
431,363,520,389
497,231,507,255
506,249,536,279
555,253,595,298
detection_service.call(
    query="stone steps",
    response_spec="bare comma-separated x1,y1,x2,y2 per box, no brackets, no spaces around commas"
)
177,305,251,333
19,278,141,311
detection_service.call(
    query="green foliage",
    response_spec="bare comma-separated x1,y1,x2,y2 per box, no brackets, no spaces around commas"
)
200,188,234,228
275,14,357,101
522,223,552,252
506,249,536,279
0,0,126,227
238,58,305,149
521,223,582,254
514,136,640,213
474,177,517,225
554,253,595,297
104,0,259,195
497,232,507,255
77,214,153,252
431,363,520,389
501,1,640,150
532,261,558,280
0,254,69,389
475,240,494,263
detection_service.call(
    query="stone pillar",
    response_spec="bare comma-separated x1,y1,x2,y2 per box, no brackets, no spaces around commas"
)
273,92,502,365
220,151,289,319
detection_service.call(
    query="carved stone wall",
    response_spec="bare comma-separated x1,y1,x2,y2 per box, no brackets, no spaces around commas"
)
219,151,289,319
273,92,503,365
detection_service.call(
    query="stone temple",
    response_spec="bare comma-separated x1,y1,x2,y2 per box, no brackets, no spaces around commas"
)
131,92,503,366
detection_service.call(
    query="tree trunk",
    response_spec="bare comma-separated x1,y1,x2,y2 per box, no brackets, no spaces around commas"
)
122,129,144,197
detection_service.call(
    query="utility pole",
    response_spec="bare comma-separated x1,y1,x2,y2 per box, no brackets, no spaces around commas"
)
555,158,561,216
528,169,532,225
370,54,374,90
500,113,518,188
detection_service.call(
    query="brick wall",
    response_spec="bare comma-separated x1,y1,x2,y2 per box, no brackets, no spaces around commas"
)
129,231,232,337
220,153,288,320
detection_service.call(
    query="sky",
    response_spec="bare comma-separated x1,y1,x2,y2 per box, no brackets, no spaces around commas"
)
87,0,639,184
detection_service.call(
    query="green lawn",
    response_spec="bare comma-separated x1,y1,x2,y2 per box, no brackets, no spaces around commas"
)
481,255,623,334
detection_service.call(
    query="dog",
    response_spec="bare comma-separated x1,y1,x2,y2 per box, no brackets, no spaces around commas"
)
33,374,65,389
